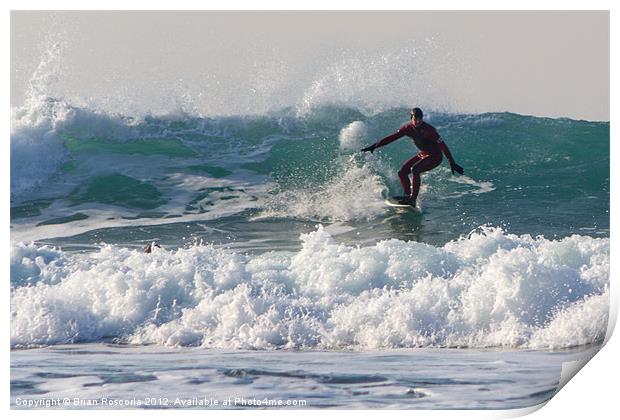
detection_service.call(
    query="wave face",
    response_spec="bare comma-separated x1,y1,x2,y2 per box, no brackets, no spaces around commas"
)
10,226,608,350
10,97,610,244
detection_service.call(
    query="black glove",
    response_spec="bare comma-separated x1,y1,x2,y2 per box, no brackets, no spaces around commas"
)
361,144,376,153
450,162,464,175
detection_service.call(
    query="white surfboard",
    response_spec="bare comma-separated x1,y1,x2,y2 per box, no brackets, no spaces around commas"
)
385,196,421,211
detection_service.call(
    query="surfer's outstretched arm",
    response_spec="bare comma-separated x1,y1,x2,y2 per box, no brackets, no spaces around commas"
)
438,138,464,175
361,125,408,153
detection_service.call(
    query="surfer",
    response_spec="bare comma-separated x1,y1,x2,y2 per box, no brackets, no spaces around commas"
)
361,107,464,207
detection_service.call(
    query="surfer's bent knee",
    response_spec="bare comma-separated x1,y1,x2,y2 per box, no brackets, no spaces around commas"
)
398,166,411,177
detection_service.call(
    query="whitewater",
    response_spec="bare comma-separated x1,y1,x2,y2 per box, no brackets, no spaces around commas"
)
11,225,609,350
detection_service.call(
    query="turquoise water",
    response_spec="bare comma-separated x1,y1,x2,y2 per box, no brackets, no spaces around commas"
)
10,105,610,251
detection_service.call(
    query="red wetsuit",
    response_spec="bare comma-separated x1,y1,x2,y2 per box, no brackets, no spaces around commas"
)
372,121,456,201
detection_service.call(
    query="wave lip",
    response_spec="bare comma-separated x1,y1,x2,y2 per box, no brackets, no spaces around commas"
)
11,97,69,199
10,226,609,350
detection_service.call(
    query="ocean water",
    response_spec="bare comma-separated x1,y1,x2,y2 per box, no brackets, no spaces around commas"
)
10,69,610,408
11,344,600,409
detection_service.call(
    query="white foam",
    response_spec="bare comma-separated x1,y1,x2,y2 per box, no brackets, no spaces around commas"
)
10,38,141,201
10,178,274,244
338,121,368,152
10,226,609,350
257,156,388,222
10,97,70,199
10,242,68,287
447,175,496,197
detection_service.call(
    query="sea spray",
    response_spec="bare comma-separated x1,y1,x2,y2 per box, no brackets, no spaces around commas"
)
257,156,388,223
338,121,369,151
